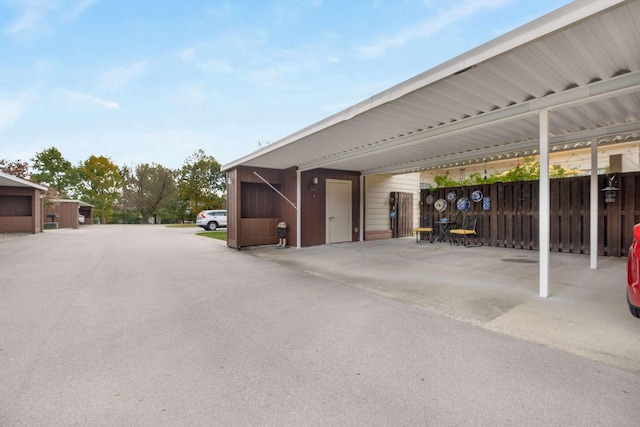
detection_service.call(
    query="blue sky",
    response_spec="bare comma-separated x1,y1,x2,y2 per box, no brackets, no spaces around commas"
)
1,0,572,170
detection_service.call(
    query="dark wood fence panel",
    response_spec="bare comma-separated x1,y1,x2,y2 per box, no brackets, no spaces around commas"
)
391,191,414,238
421,171,640,257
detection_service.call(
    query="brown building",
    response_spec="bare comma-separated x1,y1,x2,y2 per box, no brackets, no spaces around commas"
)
0,171,47,234
44,199,95,229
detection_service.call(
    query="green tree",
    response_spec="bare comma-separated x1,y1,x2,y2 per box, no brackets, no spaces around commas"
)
0,158,30,179
125,163,176,224
434,157,579,187
176,150,226,218
434,171,463,188
75,156,122,223
30,147,75,196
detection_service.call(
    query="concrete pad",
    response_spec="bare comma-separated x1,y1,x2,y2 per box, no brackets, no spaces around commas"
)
249,238,640,373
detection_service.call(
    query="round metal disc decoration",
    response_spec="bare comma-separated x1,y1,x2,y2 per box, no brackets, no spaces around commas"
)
447,192,457,202
457,197,470,212
471,190,483,202
434,198,447,212
425,194,435,205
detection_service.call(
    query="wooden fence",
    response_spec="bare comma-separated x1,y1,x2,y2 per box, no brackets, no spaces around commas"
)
420,171,640,257
390,191,414,238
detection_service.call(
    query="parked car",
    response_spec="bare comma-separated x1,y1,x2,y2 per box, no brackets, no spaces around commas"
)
628,223,640,318
196,210,227,231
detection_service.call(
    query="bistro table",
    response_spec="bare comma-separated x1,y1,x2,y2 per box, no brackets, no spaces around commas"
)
434,219,456,242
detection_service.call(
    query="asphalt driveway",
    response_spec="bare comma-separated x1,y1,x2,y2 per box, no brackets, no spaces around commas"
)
1,225,639,426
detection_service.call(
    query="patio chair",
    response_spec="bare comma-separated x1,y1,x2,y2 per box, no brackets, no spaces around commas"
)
449,215,477,247
414,215,434,243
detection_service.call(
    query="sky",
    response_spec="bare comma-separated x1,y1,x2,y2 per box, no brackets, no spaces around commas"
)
1,0,573,171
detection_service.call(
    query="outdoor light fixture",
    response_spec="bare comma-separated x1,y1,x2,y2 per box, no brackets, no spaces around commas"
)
308,176,319,191
602,175,619,203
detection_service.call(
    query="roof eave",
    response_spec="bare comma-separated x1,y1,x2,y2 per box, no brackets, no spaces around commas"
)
221,0,626,172
0,171,49,191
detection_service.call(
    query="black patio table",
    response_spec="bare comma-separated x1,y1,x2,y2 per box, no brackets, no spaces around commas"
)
434,219,456,242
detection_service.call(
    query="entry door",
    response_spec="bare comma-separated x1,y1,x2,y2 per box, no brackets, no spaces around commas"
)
326,179,352,244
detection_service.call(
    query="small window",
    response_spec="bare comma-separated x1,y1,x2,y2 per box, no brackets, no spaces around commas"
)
0,196,32,216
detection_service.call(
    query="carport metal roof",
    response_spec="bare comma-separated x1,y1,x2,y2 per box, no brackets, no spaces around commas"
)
222,0,640,299
222,0,640,175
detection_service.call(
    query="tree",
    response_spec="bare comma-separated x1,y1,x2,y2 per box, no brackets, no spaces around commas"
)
125,163,176,224
434,157,580,187
30,147,75,196
75,156,122,224
176,150,226,218
0,158,30,178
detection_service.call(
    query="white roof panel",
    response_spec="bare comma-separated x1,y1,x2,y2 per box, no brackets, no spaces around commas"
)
223,0,640,175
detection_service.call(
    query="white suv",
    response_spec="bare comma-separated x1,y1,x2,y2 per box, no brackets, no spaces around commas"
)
196,210,227,231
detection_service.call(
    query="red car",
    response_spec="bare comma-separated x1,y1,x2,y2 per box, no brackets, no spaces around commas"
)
628,223,640,318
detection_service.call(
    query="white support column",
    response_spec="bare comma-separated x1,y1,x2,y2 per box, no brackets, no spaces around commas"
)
590,140,598,269
296,169,301,249
539,110,550,298
359,175,364,242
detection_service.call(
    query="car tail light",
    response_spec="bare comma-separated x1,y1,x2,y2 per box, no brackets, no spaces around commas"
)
200,212,206,219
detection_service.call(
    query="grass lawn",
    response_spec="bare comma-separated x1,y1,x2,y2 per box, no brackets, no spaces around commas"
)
196,230,227,241
165,224,227,241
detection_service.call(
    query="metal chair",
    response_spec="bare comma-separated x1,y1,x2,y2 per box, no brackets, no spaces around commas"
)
449,215,477,247
414,215,434,243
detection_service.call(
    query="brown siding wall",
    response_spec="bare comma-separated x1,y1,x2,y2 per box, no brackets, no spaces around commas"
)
227,166,298,249
301,169,360,247
421,171,640,257
0,186,43,233
226,167,360,248
44,201,80,229
226,169,239,248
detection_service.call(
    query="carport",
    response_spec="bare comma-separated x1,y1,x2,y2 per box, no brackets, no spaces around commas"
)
222,0,640,297
0,171,48,234
44,199,95,229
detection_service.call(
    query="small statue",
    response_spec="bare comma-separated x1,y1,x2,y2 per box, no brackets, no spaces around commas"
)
276,221,288,248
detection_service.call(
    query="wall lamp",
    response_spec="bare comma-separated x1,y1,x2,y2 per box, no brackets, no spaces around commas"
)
308,176,318,191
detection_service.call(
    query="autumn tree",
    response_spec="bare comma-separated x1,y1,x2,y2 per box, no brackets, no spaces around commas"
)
0,158,30,179
30,147,75,196
176,150,225,218
74,156,122,223
125,163,176,224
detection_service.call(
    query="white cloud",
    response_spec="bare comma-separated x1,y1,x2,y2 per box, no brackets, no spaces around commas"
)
64,0,98,20
198,58,232,74
3,0,98,39
100,61,148,89
357,0,511,59
177,47,197,62
0,92,34,130
59,89,120,110
171,84,207,108
3,0,55,38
